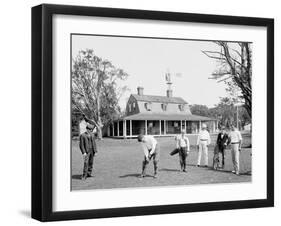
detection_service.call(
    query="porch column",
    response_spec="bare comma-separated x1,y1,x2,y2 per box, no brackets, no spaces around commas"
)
164,120,166,135
216,120,218,130
113,122,115,136
117,121,119,137
184,120,187,133
199,121,202,131
130,120,132,137
107,126,110,137
180,120,182,132
145,120,148,135
159,120,162,135
213,121,216,133
124,120,127,138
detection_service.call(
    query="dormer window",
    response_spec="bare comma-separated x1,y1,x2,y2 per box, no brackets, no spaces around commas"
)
161,103,167,111
128,104,132,112
144,102,152,111
178,104,184,111
132,102,136,110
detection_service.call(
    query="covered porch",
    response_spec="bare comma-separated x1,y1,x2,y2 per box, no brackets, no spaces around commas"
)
106,113,218,138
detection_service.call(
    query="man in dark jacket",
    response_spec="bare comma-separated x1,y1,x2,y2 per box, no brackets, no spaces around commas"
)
79,124,97,180
216,126,230,168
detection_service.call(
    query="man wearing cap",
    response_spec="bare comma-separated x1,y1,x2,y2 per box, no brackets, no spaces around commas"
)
196,123,211,167
175,130,190,172
137,134,160,178
216,126,230,168
79,114,95,135
229,125,243,175
79,124,97,180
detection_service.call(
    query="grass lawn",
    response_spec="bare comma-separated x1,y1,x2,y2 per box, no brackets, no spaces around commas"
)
71,133,252,190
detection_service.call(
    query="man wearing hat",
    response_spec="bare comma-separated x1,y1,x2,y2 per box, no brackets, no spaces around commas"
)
175,129,190,172
79,124,97,180
196,123,211,167
79,114,95,135
137,134,160,178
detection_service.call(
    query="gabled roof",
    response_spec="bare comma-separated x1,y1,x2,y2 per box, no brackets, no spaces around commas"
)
131,94,187,104
121,112,216,121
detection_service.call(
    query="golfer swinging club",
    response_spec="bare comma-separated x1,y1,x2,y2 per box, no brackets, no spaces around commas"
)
138,134,160,178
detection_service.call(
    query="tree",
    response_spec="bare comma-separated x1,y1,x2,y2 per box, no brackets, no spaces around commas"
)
190,104,210,117
72,49,129,139
202,42,252,118
209,97,251,129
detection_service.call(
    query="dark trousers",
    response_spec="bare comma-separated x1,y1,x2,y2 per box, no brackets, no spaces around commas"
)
178,147,187,170
142,144,160,176
83,152,94,177
218,145,226,167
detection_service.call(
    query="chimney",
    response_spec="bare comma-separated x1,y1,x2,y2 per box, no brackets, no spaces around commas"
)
137,87,144,95
167,89,173,98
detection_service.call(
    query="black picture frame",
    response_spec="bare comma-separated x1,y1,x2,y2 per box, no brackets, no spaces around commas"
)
32,3,274,222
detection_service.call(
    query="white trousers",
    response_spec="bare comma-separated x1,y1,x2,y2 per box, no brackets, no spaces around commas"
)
197,141,208,166
231,143,240,173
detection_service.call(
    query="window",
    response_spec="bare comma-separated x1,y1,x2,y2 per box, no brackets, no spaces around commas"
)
144,102,152,111
178,104,184,111
161,103,167,111
132,102,136,110
128,104,131,112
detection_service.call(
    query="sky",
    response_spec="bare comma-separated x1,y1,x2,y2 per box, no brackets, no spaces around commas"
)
72,34,229,110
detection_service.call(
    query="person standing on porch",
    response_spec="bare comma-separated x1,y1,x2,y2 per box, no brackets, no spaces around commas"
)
137,134,160,178
196,123,211,167
175,130,190,172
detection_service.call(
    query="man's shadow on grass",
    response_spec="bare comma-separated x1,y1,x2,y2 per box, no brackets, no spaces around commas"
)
159,168,180,172
119,173,154,178
205,167,252,176
72,174,82,180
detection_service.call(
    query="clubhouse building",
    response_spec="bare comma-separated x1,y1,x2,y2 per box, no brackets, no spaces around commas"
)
106,87,217,138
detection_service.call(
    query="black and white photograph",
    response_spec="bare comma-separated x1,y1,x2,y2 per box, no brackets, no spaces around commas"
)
71,34,252,191
0,0,278,224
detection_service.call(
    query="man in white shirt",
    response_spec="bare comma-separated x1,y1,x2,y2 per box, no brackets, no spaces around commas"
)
79,114,96,135
196,123,211,167
138,134,160,178
175,130,190,172
79,117,87,135
229,125,243,175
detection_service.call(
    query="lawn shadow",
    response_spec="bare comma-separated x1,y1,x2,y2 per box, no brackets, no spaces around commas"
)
187,164,213,169
240,171,252,176
205,167,233,174
119,173,154,178
187,163,199,167
203,167,232,174
72,174,82,180
205,168,252,176
159,168,180,172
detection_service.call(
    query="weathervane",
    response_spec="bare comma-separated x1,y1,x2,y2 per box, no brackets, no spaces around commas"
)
165,69,172,90
165,69,182,90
